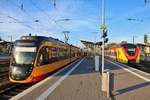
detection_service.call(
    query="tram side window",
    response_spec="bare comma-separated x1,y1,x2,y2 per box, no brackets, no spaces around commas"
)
67,48,70,57
59,48,64,60
57,48,68,60
64,49,68,59
75,51,77,57
72,50,75,57
49,47,58,63
77,51,79,56
38,47,49,66
79,51,81,56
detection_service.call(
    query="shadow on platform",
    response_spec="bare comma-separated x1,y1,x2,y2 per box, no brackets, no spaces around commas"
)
54,56,123,77
114,82,150,96
70,57,98,75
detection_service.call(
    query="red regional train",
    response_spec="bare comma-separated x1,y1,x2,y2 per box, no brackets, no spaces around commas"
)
107,43,140,64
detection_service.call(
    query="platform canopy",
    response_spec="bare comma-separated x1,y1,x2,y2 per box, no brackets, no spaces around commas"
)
81,40,102,48
80,40,94,49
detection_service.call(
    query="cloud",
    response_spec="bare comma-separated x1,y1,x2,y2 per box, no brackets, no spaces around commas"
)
0,4,34,33
0,0,100,45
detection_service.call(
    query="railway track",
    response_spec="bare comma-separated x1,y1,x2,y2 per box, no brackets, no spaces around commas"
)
0,71,9,86
0,71,34,99
0,83,34,99
128,63,150,74
0,71,8,77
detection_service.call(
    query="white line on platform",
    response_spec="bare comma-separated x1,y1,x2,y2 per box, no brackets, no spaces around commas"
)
10,58,82,100
114,60,150,76
106,59,150,82
36,58,85,100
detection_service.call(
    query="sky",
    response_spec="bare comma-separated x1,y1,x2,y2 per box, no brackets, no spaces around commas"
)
0,0,150,46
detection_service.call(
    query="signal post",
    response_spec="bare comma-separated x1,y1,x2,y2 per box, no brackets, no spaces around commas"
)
101,0,113,98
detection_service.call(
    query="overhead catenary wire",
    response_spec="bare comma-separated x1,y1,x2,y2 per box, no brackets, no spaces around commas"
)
30,0,53,24
7,15,34,29
48,0,56,9
6,0,46,30
47,0,56,8
21,0,24,10
144,0,148,6
0,15,33,30
0,11,33,29
0,1,34,30
53,0,56,8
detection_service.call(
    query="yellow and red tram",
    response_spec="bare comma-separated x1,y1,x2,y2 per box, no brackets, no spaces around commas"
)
9,35,81,83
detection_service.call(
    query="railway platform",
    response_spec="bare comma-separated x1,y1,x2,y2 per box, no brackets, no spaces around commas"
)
105,58,150,100
10,56,150,100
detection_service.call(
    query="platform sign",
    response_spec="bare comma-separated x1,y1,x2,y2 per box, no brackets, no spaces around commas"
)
101,24,107,30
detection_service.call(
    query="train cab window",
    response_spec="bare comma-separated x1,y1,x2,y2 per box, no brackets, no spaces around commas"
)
122,44,136,56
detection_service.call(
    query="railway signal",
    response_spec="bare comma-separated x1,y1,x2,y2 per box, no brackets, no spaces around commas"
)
101,29,108,73
104,38,108,43
102,30,108,43
101,30,108,45
102,29,107,38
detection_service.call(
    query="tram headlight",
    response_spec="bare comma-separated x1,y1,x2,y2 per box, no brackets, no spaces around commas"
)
12,67,17,73
10,66,21,74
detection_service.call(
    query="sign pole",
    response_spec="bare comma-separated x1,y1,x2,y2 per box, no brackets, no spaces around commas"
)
101,0,105,73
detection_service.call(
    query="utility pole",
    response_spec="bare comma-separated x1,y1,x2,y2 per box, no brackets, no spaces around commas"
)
62,31,70,60
62,31,70,44
101,0,106,73
144,0,148,6
133,36,134,44
101,0,108,73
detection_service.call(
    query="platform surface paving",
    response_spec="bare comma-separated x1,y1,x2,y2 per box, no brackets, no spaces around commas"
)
11,57,110,100
11,56,150,100
105,58,150,100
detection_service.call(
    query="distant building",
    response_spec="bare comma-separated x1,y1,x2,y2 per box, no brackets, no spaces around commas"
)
136,43,150,61
0,40,13,54
137,43,150,55
80,40,102,55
